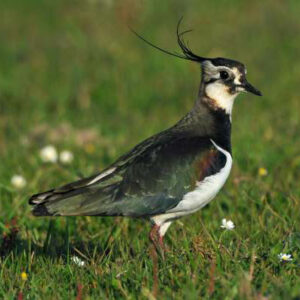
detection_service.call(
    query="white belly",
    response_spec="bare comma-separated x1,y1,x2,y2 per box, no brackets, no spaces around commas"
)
152,139,232,226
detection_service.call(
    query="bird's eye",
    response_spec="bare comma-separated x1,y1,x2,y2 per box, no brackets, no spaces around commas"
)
220,71,229,80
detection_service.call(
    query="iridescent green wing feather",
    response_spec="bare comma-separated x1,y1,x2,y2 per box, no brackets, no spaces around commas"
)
30,132,225,217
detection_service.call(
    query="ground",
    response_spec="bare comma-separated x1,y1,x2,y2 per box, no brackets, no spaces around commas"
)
0,0,300,299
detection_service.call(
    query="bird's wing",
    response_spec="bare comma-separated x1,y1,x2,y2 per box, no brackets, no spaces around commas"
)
29,131,226,217
109,135,227,217
29,130,170,208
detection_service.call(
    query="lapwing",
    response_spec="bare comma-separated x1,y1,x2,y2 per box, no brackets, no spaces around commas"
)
29,21,261,253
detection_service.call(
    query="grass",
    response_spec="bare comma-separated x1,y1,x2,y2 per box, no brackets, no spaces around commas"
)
0,0,300,298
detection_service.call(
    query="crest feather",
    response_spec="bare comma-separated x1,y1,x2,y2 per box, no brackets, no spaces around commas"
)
130,17,208,63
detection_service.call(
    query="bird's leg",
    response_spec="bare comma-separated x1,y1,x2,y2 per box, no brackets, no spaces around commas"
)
159,234,171,255
157,221,172,253
149,224,165,257
149,224,160,297
149,224,160,247
148,223,171,296
158,235,165,250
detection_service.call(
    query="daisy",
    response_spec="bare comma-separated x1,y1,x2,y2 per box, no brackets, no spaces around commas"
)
59,150,74,164
220,218,235,230
71,256,85,266
40,145,58,163
11,175,27,189
278,253,292,262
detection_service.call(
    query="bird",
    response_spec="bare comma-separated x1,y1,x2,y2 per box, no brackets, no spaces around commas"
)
29,20,261,254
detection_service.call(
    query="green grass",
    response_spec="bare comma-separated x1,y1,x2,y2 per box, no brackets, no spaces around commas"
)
0,0,300,298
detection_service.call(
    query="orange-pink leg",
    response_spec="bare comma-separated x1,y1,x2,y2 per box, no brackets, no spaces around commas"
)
149,225,160,297
148,223,171,296
149,224,166,253
149,224,160,246
159,235,164,249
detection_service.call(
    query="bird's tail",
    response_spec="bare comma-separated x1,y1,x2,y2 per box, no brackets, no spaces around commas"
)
29,170,121,217
29,189,56,216
29,187,92,216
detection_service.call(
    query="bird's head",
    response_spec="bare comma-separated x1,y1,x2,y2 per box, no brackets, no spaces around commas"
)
200,58,261,114
131,19,262,116
172,20,262,114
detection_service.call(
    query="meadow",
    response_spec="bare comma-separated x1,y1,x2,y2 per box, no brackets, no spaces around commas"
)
0,0,300,299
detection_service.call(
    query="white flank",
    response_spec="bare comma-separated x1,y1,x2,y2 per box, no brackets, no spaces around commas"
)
152,139,232,227
88,167,116,185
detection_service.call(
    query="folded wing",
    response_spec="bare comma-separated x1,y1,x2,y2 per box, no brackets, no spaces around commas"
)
29,133,225,217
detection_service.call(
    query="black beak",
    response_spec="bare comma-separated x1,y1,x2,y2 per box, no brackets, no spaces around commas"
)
241,80,262,96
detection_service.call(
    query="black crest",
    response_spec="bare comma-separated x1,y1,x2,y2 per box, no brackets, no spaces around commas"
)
130,18,208,63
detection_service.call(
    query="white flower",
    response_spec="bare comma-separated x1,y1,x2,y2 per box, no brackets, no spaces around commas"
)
11,175,27,189
59,150,74,164
278,253,292,262
220,218,235,230
40,145,58,163
71,256,85,266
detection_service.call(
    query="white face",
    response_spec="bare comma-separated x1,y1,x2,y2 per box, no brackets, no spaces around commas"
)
202,61,245,115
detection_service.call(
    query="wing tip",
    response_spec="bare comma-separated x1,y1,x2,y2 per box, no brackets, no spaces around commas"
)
31,204,53,216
